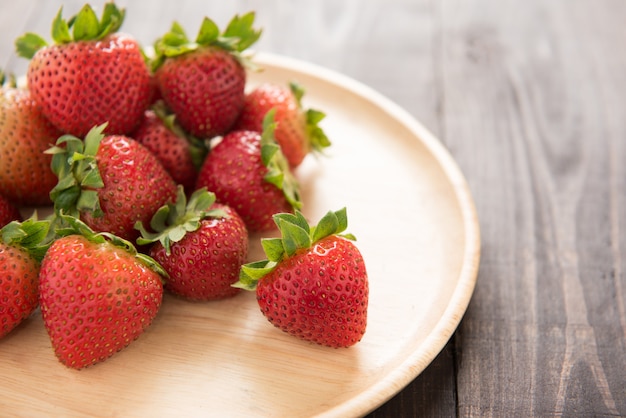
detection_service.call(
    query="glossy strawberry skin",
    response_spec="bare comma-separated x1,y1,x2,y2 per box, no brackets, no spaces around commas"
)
81,135,177,242
149,204,248,301
27,33,152,137
38,235,163,369
0,194,22,227
132,109,198,193
256,235,369,348
154,47,246,138
0,87,62,206
195,130,293,232
234,83,308,168
0,243,39,339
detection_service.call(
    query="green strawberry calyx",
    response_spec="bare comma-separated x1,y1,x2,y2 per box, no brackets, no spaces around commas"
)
234,208,356,291
262,109,302,210
1,217,53,262
151,12,262,71
54,212,168,278
135,186,227,255
289,81,332,154
15,2,126,59
46,123,107,218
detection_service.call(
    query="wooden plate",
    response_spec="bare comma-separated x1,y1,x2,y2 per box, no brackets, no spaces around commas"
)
1,53,480,417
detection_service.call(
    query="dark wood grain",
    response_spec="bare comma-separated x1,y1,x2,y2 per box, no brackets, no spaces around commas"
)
2,0,625,416
439,0,626,416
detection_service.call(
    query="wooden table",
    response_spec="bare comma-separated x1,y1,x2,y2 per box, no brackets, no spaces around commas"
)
2,1,625,416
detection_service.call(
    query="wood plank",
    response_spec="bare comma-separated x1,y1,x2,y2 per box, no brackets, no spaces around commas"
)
367,341,458,417
439,0,626,415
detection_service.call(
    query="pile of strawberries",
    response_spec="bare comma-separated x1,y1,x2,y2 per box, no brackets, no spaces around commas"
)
0,2,369,370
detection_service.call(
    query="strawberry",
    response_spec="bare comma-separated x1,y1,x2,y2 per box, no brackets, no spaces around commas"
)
136,186,248,301
151,13,261,138
38,214,166,369
195,111,302,232
235,208,369,348
1,218,51,339
234,82,331,168
0,193,22,227
15,3,152,137
0,72,62,206
131,102,208,193
47,123,177,242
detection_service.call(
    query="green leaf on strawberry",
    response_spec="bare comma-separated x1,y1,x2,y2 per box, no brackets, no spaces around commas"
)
14,34,48,60
261,109,302,210
15,3,125,59
222,12,262,52
235,208,355,290
289,82,332,155
54,212,168,278
1,217,53,262
47,123,107,218
195,18,220,45
151,11,262,70
51,8,71,44
135,186,227,255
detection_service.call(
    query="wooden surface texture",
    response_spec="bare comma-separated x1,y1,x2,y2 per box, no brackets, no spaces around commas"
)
1,0,625,416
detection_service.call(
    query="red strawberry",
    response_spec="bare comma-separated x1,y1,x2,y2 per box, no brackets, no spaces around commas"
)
0,193,22,227
15,3,152,137
195,111,302,232
136,186,248,301
38,215,165,369
152,13,261,138
131,102,208,193
236,208,369,348
0,72,62,206
1,218,51,339
47,123,177,242
234,82,331,168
